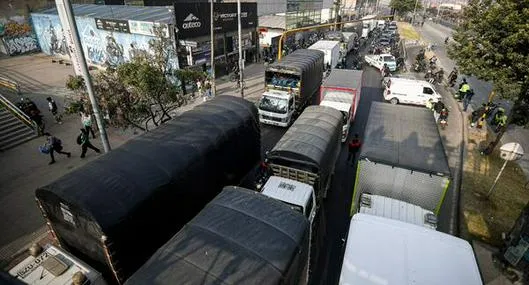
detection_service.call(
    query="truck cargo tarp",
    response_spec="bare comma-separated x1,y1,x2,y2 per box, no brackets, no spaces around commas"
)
267,49,324,103
360,102,450,176
125,187,310,285
322,69,363,90
35,96,261,283
269,105,342,170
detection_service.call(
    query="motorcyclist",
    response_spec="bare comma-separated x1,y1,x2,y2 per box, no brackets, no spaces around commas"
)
439,107,449,121
382,64,391,77
429,56,438,69
416,49,425,61
448,67,458,87
457,78,470,101
433,100,445,122
435,68,444,84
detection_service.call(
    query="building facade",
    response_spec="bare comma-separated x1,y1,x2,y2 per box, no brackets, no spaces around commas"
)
31,4,178,70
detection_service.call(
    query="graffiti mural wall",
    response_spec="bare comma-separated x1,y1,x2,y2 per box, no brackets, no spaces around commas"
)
0,20,41,56
2,35,40,55
31,13,177,69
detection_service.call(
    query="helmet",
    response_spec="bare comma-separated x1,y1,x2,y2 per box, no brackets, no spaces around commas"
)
462,78,467,83
497,107,505,113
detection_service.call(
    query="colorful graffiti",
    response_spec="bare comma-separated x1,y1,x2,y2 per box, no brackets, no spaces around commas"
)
30,13,178,70
2,35,40,55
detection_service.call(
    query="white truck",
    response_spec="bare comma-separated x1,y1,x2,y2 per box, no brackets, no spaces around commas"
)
319,69,363,142
339,214,483,285
308,40,341,70
364,53,397,72
8,244,107,285
259,49,325,127
358,193,438,230
350,102,452,217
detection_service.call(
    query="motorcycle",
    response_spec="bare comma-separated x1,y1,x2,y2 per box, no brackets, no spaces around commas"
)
414,60,427,72
424,69,434,82
439,117,448,130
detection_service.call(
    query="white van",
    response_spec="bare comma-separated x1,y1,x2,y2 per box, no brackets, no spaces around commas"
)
339,214,483,285
384,77,441,106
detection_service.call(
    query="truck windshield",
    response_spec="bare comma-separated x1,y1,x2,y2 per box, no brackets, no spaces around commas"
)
259,96,288,114
281,201,304,214
383,56,395,62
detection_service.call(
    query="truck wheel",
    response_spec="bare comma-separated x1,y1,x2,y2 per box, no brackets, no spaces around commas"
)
390,98,399,105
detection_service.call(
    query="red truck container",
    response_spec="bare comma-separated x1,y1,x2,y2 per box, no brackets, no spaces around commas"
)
319,69,364,142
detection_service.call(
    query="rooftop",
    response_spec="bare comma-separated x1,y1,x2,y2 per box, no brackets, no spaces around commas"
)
32,4,174,24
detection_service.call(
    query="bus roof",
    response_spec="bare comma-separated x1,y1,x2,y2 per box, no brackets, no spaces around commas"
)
339,214,483,285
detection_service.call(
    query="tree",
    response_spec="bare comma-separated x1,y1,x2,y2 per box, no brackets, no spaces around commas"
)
447,0,529,153
389,0,422,16
65,26,192,131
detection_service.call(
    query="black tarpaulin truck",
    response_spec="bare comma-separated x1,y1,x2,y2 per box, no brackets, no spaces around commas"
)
125,186,310,285
35,96,261,284
258,49,325,127
266,105,343,200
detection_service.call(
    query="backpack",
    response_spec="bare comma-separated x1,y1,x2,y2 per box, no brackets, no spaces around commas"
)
39,144,50,154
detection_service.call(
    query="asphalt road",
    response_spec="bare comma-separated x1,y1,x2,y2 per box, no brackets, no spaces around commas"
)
418,21,502,110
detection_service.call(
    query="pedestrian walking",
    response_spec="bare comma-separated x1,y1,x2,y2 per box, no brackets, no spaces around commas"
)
196,79,203,97
204,79,212,101
81,112,96,139
77,128,101,158
347,134,362,164
41,132,71,165
46,97,62,124
463,89,475,112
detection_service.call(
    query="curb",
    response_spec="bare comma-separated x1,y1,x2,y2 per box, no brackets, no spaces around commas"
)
403,44,463,237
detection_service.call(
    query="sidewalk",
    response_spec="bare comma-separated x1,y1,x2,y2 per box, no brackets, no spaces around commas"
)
0,56,267,266
407,25,526,285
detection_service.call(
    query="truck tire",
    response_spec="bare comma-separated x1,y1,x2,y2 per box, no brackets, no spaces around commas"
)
390,98,399,105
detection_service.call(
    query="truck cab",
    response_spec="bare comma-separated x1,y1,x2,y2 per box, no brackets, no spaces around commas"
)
261,176,316,224
320,93,353,142
259,90,295,127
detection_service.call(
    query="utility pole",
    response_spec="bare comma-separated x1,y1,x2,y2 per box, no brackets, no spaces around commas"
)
412,0,419,25
210,0,216,96
237,0,244,98
56,0,111,152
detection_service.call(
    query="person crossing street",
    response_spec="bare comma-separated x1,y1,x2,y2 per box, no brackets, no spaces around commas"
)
77,128,101,158
347,134,362,165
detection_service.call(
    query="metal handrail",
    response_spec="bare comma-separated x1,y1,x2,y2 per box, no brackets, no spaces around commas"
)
0,93,35,129
0,76,21,94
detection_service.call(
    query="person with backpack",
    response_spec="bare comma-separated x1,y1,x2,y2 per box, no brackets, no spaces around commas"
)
42,132,71,165
77,128,101,158
81,112,96,139
347,134,362,164
46,97,62,124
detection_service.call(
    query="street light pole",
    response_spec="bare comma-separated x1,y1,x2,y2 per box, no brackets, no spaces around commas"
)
56,0,111,153
210,0,216,97
237,0,244,98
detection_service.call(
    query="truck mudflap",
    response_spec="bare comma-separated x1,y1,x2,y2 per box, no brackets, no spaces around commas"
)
270,164,318,187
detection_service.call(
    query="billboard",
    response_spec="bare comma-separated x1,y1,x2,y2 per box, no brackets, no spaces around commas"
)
174,2,258,39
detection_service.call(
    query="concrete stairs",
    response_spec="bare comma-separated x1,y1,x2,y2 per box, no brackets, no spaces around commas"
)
0,106,37,151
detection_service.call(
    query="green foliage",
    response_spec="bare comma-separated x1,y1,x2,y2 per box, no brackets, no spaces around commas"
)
448,0,529,102
64,28,190,130
389,0,422,16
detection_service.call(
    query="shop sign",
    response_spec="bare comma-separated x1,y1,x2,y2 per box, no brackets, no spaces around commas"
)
128,20,169,38
95,18,130,33
174,3,257,39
